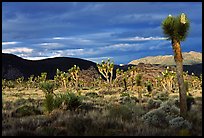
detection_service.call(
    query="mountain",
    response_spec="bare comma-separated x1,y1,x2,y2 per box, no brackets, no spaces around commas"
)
2,53,97,80
129,51,202,65
2,52,202,81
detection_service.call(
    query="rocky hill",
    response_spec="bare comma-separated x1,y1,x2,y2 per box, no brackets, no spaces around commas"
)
129,51,202,65
2,53,98,80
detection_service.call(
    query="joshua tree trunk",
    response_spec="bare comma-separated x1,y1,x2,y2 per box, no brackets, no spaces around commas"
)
172,39,187,118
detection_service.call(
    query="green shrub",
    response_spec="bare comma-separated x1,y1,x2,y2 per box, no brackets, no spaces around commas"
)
39,81,55,95
43,93,54,113
155,92,169,101
120,92,130,97
108,104,133,121
147,99,162,109
53,92,82,111
169,117,192,130
11,105,42,117
142,108,168,128
65,92,82,110
142,98,181,128
85,92,100,98
145,81,153,93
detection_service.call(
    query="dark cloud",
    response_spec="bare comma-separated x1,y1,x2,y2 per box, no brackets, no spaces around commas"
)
2,2,202,64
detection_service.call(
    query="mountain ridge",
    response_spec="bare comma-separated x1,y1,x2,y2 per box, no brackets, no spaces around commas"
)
2,52,202,80
2,53,98,80
129,51,202,65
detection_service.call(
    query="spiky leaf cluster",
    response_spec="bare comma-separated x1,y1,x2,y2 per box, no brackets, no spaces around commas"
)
162,13,190,41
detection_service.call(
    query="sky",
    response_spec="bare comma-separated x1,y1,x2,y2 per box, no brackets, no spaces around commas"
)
2,2,202,64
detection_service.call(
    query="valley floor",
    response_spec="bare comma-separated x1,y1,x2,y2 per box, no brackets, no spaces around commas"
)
2,87,202,136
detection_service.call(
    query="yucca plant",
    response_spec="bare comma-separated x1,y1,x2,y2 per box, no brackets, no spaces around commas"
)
162,13,190,118
54,69,69,91
69,65,80,94
97,59,114,90
39,81,56,113
16,76,24,89
26,75,35,89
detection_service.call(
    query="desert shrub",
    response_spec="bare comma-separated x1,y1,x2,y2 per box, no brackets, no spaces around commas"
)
13,98,29,107
186,95,195,111
145,81,153,94
169,117,192,130
186,104,202,136
120,92,130,97
147,99,162,109
142,98,181,128
39,81,55,95
65,92,82,110
142,108,168,128
85,92,100,98
159,99,180,115
53,92,82,111
154,91,169,101
119,96,138,104
43,93,55,113
2,101,13,110
107,103,145,121
11,105,42,117
107,104,133,121
52,94,66,109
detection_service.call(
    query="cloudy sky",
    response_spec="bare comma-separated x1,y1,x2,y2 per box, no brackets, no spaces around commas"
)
2,2,202,64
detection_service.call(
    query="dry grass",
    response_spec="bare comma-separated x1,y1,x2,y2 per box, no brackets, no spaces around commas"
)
2,86,202,136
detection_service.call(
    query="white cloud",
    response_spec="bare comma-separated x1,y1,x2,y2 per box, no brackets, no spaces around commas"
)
62,48,100,56
119,36,168,41
85,56,114,63
52,36,93,45
39,42,64,49
22,56,54,60
52,37,67,40
102,43,143,52
2,41,20,45
2,47,33,53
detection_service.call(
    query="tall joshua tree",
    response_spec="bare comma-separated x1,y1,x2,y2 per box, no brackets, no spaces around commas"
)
162,13,190,118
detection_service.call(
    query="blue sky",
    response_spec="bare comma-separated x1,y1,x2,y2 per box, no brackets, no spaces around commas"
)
2,2,202,64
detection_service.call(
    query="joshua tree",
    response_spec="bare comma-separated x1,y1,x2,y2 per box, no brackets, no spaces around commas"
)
54,69,69,91
114,68,127,91
16,76,24,89
161,67,176,93
69,65,80,94
97,59,114,90
162,13,190,118
26,75,35,89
